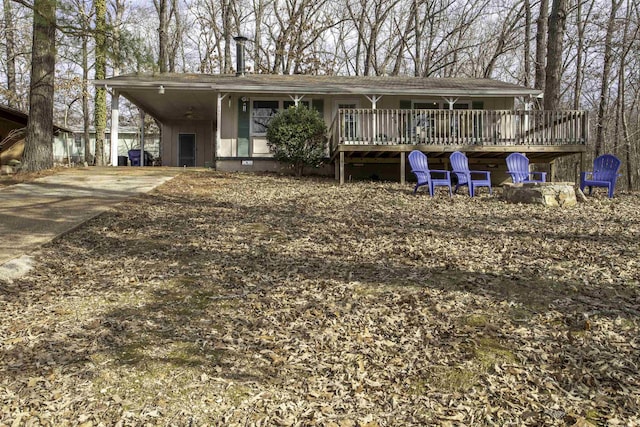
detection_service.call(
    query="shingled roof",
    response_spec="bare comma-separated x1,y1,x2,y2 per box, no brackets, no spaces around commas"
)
97,73,542,98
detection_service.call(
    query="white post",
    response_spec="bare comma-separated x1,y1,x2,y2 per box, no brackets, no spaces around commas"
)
288,94,305,107
366,95,382,142
216,93,227,166
140,110,145,166
110,89,120,166
523,96,531,143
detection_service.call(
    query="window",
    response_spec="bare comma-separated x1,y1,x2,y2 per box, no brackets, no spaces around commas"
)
252,100,279,134
252,99,313,135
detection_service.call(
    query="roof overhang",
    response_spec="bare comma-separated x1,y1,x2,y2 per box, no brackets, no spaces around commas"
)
94,73,543,122
0,104,73,133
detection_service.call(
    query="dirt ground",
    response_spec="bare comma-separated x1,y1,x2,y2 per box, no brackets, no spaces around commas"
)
1,171,639,426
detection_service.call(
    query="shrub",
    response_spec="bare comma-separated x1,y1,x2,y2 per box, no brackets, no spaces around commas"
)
266,105,327,177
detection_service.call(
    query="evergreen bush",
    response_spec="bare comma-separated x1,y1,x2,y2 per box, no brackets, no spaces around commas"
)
266,105,327,177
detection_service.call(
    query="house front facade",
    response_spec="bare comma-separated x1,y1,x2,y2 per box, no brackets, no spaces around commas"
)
95,73,587,183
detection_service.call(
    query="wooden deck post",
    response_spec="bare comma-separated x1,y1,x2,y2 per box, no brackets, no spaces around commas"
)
550,159,556,182
340,151,345,184
400,152,405,185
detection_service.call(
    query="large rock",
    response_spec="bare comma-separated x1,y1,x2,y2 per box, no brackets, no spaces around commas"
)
503,182,578,207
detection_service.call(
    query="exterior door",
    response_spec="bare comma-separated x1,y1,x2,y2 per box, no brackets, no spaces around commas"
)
178,133,196,167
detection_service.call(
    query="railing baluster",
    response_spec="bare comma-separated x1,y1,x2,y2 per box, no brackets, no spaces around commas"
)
328,108,588,148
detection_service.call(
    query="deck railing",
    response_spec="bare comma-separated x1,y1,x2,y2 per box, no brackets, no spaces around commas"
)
328,109,588,150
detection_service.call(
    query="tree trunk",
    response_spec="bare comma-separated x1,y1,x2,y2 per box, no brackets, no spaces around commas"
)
3,0,17,108
112,0,125,76
572,0,591,110
594,0,622,157
94,0,107,166
523,0,531,87
543,0,567,110
82,24,92,164
534,0,548,90
157,0,169,73
22,0,56,173
222,0,232,73
253,0,264,73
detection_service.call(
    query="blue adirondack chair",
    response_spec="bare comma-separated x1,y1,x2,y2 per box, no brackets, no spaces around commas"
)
449,151,492,197
506,153,546,183
580,154,621,198
408,150,452,197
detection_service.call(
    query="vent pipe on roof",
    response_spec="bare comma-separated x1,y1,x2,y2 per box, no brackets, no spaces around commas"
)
234,36,248,77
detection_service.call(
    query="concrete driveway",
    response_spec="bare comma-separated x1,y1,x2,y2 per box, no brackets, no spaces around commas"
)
0,167,181,279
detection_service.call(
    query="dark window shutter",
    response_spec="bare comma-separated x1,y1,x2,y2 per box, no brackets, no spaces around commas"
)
237,99,250,157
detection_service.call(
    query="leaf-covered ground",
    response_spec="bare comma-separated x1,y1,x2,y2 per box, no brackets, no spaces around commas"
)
1,171,639,426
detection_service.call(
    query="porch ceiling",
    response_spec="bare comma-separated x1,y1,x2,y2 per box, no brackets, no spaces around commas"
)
116,87,218,123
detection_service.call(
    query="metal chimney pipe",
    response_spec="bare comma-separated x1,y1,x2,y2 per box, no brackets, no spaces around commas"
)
234,36,248,76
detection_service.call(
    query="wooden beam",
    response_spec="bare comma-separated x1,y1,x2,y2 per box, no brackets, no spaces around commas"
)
400,152,405,184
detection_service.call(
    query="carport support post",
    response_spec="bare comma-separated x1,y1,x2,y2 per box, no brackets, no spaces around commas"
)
140,110,145,166
110,89,120,166
217,93,228,167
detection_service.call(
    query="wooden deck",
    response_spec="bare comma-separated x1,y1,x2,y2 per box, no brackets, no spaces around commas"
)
328,109,588,184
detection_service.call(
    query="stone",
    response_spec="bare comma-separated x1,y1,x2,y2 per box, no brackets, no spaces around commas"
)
503,182,578,207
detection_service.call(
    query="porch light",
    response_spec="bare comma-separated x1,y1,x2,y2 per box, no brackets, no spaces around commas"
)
158,85,165,95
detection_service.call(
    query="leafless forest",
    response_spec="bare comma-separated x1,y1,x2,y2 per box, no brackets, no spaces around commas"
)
1,0,639,186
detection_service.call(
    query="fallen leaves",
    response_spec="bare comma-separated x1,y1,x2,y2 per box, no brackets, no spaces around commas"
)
1,171,639,425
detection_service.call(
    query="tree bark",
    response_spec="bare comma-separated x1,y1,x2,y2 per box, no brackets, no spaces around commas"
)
157,0,169,73
22,0,56,172
594,0,622,157
534,0,548,90
3,0,17,108
523,0,531,87
543,0,567,110
82,11,92,164
94,0,107,166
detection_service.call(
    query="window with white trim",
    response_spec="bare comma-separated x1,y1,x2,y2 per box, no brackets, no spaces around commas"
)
252,100,279,135
251,99,312,135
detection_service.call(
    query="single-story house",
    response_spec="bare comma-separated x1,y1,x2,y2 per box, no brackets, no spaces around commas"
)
95,51,587,183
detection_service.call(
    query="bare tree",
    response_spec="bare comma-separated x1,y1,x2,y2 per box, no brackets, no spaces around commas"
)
543,0,567,110
155,0,169,72
615,0,638,189
3,0,17,107
482,2,527,79
570,0,594,109
523,0,532,86
22,0,56,172
534,0,548,90
110,0,126,76
594,0,623,157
